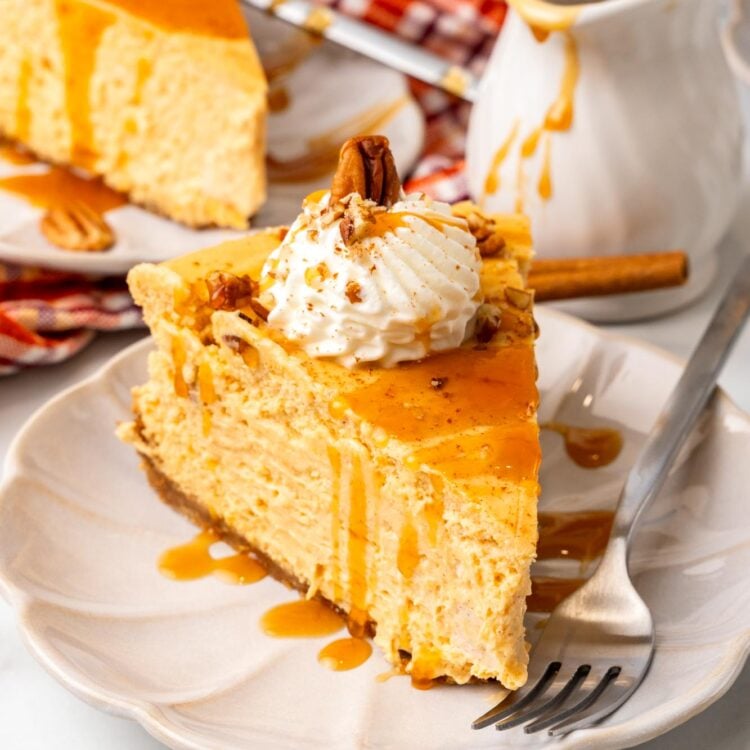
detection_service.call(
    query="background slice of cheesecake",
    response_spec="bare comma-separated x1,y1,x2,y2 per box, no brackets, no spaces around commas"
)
119,210,540,690
0,0,267,228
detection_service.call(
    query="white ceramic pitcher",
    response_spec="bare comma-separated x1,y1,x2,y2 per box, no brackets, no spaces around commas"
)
467,0,744,321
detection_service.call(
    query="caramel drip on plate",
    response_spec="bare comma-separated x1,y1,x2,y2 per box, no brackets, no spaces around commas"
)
318,637,372,671
0,167,127,213
397,515,420,580
528,576,587,613
543,422,623,468
0,141,35,166
55,0,114,169
267,85,290,113
261,599,345,637
537,511,614,562
15,59,31,141
267,97,408,184
159,530,267,585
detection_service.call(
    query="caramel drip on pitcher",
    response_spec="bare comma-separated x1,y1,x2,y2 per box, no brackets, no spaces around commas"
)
484,4,581,207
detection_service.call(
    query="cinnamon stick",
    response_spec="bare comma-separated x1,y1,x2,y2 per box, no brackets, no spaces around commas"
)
528,251,688,301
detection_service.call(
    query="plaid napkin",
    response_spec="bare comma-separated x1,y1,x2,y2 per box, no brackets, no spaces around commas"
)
0,263,142,375
0,0,506,376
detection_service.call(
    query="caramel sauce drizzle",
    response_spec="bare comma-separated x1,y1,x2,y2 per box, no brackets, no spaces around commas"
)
529,509,615,612
484,119,519,197
159,530,267,585
528,576,586,613
327,445,343,601
55,0,114,169
318,637,372,671
0,167,127,213
103,0,249,38
0,141,35,166
347,452,369,636
267,85,290,113
537,511,614,562
171,336,189,398
15,59,31,142
261,599,345,637
543,422,623,468
484,2,581,206
397,515,420,580
338,345,540,485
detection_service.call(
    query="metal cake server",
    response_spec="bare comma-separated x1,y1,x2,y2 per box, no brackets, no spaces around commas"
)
241,0,481,102
473,253,750,736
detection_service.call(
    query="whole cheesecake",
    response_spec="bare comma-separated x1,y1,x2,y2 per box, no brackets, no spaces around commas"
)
119,137,540,688
0,0,267,228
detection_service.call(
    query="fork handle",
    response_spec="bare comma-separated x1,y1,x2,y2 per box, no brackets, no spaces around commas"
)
612,254,750,548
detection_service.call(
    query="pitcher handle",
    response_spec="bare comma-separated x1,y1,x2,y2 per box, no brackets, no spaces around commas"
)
723,0,750,81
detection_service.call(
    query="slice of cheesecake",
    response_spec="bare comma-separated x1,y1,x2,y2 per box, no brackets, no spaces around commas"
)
0,0,266,228
119,139,540,689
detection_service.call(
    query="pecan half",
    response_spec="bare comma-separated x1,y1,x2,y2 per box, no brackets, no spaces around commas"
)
330,136,401,208
40,202,115,252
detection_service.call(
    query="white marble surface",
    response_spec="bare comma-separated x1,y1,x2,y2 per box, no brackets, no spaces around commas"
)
3,124,750,750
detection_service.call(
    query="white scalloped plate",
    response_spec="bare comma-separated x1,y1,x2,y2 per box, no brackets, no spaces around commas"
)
1,308,749,749
0,10,424,275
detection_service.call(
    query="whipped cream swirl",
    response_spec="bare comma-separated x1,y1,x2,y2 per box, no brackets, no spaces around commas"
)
261,193,482,367
260,191,483,368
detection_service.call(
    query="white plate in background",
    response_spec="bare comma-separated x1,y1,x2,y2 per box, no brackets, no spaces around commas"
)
0,11,424,275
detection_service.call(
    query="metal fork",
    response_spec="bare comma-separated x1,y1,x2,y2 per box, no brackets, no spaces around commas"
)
473,254,750,736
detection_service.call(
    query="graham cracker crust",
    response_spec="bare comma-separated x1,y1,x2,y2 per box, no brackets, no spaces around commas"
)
139,452,372,634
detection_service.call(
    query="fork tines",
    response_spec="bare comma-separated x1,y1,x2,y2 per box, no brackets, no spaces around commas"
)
472,663,623,735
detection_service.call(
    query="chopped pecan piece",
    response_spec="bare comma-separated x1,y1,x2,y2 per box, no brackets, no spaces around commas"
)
205,272,258,311
453,203,507,258
474,303,502,343
330,136,401,208
504,286,534,311
345,280,362,303
40,202,115,252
